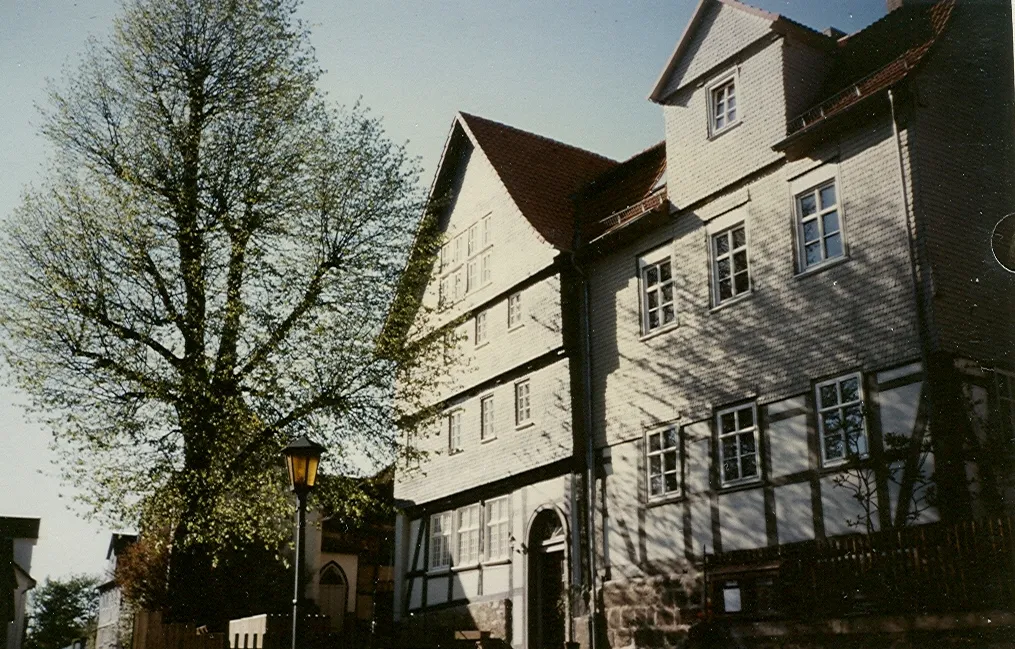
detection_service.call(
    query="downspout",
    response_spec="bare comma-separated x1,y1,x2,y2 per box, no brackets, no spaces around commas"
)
888,89,924,342
568,246,598,649
888,87,938,522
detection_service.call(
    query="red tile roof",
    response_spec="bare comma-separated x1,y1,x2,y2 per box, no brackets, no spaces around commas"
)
458,112,617,251
784,0,955,138
577,141,668,242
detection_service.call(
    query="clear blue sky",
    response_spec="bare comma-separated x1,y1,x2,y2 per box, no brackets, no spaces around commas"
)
0,0,888,583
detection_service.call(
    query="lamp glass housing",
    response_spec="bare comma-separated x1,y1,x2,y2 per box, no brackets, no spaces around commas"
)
282,437,325,491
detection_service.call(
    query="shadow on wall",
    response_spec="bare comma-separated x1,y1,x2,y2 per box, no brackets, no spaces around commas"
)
586,185,1010,578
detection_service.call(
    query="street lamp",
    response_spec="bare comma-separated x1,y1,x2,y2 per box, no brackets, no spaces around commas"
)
282,436,326,649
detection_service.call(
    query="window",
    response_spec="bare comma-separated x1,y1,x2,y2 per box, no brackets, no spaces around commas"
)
709,74,738,136
456,504,481,566
647,427,681,499
466,259,478,293
712,224,750,304
640,257,675,334
485,497,510,560
515,380,531,426
439,277,449,307
480,395,495,441
453,269,463,300
467,224,477,257
438,219,491,305
508,292,522,328
816,373,867,465
481,251,492,285
429,511,452,570
717,403,760,486
448,410,462,453
797,180,843,270
475,310,488,345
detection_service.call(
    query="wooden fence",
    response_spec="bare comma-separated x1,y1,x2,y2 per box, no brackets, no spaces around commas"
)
704,516,1015,619
133,610,333,649
132,611,227,649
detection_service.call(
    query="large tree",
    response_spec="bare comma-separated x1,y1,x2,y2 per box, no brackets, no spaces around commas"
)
24,575,99,649
1,0,442,622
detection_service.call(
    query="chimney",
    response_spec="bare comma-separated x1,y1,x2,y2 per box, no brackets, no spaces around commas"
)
823,26,846,38
887,0,904,10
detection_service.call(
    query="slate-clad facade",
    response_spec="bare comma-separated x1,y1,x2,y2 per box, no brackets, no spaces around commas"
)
392,1,1015,648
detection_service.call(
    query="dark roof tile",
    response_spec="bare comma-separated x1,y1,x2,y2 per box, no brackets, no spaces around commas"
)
578,141,668,242
459,113,617,250
786,0,955,137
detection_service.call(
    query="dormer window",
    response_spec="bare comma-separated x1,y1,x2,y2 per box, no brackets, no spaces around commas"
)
708,71,739,137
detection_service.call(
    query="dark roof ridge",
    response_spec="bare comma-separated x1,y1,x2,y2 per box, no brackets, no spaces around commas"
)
458,112,616,165
581,140,666,197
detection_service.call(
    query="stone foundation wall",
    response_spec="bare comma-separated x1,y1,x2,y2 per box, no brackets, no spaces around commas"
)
395,599,511,648
600,575,699,649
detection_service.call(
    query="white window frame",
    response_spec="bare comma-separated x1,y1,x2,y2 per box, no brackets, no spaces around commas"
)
467,224,478,257
475,310,488,346
646,426,681,500
707,69,740,137
481,251,492,285
448,410,463,454
514,380,531,426
453,268,463,300
816,373,868,466
439,218,491,305
507,292,523,329
452,236,462,264
717,402,761,487
456,504,481,567
480,394,495,441
438,276,449,308
484,496,510,561
638,246,676,335
790,165,846,273
466,258,478,293
482,215,492,246
429,511,453,571
710,222,751,306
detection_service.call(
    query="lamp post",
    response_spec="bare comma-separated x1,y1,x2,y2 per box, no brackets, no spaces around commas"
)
282,436,326,649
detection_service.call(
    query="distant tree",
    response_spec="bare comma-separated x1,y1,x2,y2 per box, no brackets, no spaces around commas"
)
24,575,99,649
0,0,448,623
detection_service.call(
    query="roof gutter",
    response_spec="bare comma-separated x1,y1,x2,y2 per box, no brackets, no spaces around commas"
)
773,87,893,152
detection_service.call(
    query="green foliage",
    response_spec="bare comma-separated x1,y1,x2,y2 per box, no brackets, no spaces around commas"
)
0,0,452,618
25,575,99,649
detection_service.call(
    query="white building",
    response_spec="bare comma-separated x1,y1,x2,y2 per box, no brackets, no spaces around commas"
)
391,1,1015,647
96,534,136,649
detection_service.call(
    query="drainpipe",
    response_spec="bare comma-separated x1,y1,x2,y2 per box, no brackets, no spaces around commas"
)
888,88,923,333
568,247,598,649
888,87,940,519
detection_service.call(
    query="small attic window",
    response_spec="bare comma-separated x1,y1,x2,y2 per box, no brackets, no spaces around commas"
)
708,70,739,137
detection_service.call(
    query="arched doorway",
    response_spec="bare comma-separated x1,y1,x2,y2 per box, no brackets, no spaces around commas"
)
528,509,567,649
319,562,348,633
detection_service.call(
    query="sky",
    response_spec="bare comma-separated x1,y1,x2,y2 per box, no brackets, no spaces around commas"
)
0,0,890,584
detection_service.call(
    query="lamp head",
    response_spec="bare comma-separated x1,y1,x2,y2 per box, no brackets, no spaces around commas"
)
282,436,326,494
